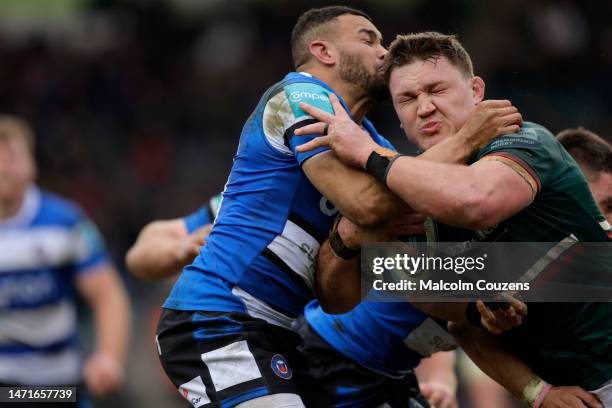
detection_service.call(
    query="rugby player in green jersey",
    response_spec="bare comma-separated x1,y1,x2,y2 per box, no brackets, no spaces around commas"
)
296,32,610,407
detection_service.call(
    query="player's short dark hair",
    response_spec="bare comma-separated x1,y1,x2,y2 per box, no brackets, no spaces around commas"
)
291,6,372,69
382,32,474,83
0,114,35,155
557,127,612,175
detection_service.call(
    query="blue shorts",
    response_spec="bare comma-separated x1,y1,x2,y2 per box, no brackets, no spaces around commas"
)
295,316,429,408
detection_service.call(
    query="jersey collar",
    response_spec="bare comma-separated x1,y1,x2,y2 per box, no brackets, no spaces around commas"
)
0,185,41,229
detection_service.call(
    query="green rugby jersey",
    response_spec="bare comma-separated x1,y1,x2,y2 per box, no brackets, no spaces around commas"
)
473,121,609,242
431,122,611,389
476,122,610,389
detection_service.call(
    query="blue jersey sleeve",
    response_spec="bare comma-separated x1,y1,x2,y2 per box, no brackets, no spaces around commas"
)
372,132,397,152
261,82,335,165
182,194,222,234
183,207,211,234
72,214,110,275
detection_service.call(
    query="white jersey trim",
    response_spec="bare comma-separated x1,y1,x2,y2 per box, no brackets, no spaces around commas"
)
232,287,297,331
0,185,40,228
266,219,319,291
0,227,84,272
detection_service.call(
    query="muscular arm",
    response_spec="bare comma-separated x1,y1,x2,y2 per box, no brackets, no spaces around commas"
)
385,157,535,230
314,232,361,314
126,219,210,281
303,151,408,226
449,323,603,408
449,323,533,398
302,131,488,227
315,216,472,321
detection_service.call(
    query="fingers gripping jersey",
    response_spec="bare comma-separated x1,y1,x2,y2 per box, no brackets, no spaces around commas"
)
164,72,394,323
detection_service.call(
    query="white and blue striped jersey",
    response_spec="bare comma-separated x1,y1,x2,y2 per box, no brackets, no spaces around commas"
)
164,72,394,327
0,185,109,385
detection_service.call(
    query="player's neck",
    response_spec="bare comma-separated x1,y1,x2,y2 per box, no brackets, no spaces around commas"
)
302,68,374,124
0,195,24,220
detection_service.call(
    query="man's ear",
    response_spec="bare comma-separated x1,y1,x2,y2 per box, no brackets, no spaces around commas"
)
309,40,337,67
471,76,485,104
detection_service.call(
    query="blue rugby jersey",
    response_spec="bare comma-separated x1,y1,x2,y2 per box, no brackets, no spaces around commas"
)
0,186,109,385
304,296,456,379
164,72,394,324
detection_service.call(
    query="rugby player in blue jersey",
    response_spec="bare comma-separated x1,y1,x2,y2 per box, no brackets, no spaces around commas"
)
128,196,461,408
155,7,521,407
0,115,131,404
297,32,609,408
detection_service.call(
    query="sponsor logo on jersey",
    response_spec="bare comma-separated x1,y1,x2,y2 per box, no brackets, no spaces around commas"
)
270,354,292,380
288,91,329,103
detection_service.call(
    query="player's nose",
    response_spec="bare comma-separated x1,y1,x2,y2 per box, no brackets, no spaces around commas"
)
376,44,387,60
416,95,436,117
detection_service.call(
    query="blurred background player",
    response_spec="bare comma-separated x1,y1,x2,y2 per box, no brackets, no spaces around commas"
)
557,127,612,224
0,115,131,404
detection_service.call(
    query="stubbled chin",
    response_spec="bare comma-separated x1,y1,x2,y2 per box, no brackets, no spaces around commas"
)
423,131,455,150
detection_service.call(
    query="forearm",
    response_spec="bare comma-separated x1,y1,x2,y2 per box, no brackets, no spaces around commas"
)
304,151,409,227
91,273,131,363
417,129,475,164
450,323,534,399
126,237,184,280
315,239,361,313
385,158,487,229
126,220,191,280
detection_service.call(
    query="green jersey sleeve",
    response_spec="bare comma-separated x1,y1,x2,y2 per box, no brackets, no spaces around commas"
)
475,122,564,193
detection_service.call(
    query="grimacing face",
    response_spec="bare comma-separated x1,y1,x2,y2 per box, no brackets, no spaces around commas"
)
388,56,484,151
0,137,36,204
331,14,388,100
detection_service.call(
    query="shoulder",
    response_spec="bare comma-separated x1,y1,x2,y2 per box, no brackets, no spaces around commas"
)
262,74,334,154
478,122,556,155
264,76,333,120
36,189,84,226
